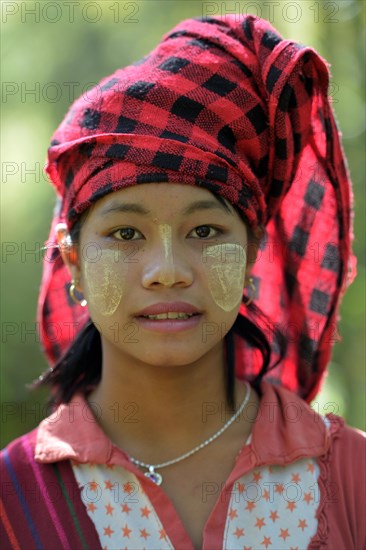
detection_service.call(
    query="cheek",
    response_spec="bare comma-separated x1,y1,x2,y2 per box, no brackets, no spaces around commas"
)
203,243,247,312
83,249,127,316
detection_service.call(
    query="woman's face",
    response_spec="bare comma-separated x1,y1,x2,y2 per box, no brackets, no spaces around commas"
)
71,183,252,367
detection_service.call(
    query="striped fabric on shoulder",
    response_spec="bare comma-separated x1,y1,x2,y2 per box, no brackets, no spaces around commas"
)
0,430,101,550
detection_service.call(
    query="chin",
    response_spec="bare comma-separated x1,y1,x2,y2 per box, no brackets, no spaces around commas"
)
133,346,207,369
143,354,200,369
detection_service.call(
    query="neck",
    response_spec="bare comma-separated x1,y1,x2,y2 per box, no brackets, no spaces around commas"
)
87,338,250,464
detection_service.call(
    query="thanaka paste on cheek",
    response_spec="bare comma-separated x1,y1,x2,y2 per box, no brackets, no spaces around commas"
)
203,243,247,311
83,249,125,316
157,224,175,286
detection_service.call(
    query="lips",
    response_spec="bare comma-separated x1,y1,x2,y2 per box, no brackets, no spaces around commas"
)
140,312,196,320
135,312,203,333
135,302,201,317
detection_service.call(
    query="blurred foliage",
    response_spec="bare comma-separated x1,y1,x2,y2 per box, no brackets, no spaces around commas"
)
1,0,365,447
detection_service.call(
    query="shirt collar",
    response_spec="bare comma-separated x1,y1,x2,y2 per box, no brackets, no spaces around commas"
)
35,381,329,465
250,380,330,465
35,395,114,464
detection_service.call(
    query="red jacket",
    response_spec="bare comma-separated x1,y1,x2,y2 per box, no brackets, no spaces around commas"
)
1,381,365,549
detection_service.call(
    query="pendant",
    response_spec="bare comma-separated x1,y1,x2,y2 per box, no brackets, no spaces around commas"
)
144,466,163,485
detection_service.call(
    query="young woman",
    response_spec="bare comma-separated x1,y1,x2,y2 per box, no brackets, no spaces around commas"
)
1,14,364,550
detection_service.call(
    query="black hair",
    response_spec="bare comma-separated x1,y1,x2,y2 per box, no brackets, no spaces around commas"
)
33,190,286,409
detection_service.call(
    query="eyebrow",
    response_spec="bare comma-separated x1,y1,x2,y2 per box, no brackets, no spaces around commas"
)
99,202,150,217
98,199,233,217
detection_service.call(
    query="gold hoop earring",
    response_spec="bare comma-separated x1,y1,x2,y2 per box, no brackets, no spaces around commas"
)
69,280,87,307
243,277,256,306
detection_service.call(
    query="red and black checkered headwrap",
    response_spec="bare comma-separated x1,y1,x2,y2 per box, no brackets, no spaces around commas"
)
38,15,355,402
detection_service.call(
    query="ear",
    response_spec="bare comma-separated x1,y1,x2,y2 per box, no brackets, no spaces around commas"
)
245,226,263,282
55,223,81,283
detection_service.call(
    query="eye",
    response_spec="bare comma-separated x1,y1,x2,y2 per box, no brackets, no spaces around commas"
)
110,227,143,240
190,225,222,239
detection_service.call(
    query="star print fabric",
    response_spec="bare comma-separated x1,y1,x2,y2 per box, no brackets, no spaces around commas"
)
71,462,174,550
223,457,320,549
38,15,356,402
71,457,320,550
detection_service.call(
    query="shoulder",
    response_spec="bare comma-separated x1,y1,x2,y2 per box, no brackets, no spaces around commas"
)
1,429,49,505
322,415,366,544
1,427,76,497
325,414,366,473
1,427,79,484
1,428,39,471
326,414,365,459
1,431,100,549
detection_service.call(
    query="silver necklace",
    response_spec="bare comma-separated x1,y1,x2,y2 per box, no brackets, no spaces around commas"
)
129,381,251,485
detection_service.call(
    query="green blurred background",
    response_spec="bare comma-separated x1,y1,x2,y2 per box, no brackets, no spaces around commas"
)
1,0,365,447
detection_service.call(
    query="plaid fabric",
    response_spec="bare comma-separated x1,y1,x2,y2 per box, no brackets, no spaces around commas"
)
38,15,355,401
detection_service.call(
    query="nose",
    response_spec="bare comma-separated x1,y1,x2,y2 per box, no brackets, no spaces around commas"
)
141,224,193,288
